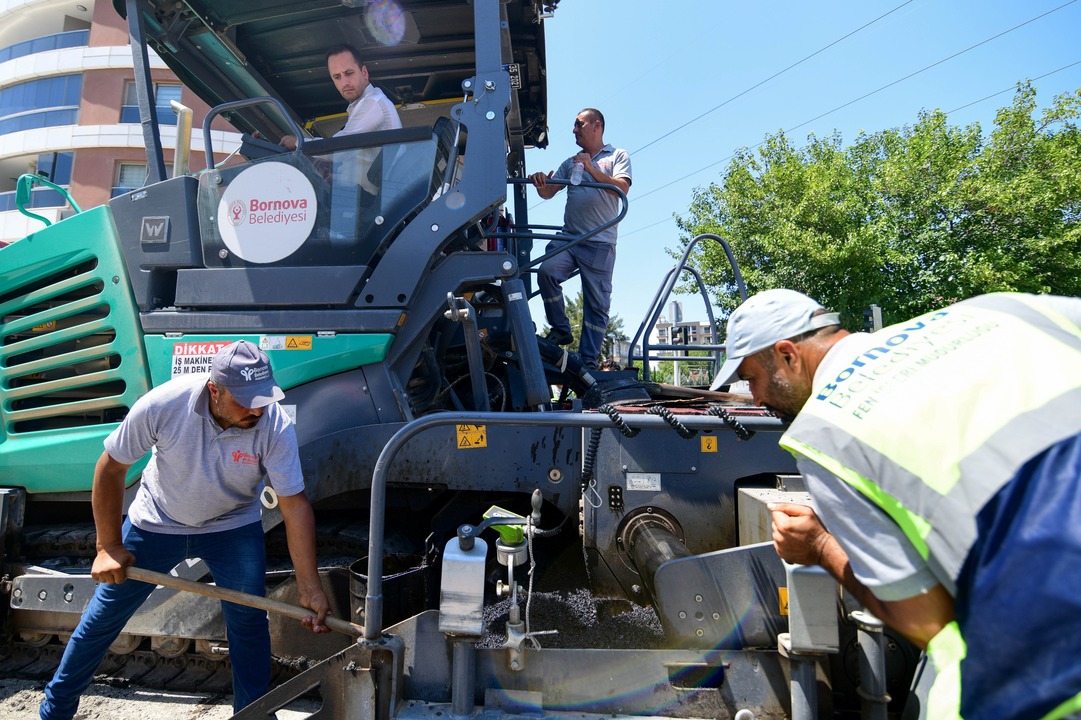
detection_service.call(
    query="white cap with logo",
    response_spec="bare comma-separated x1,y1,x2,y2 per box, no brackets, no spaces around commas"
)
710,289,840,390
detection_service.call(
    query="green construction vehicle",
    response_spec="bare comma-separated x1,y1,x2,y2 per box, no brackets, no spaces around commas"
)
0,1,920,717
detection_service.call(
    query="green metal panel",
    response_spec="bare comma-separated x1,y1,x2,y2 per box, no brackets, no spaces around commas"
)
0,206,152,493
142,334,393,389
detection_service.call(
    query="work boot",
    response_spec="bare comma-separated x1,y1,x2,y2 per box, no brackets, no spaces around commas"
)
544,328,574,346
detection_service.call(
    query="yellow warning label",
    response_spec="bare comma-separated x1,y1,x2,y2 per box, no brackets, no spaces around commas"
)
259,336,312,351
779,587,789,616
700,435,718,453
33,320,56,332
285,336,312,350
456,424,487,449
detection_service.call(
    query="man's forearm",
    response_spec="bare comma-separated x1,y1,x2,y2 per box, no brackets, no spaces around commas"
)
586,167,630,197
815,532,952,649
820,536,894,620
92,452,130,550
274,490,330,629
279,495,322,589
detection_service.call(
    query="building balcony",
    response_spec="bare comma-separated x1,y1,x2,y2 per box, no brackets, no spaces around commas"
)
0,28,88,64
0,201,67,243
0,122,241,162
0,0,93,51
0,43,164,88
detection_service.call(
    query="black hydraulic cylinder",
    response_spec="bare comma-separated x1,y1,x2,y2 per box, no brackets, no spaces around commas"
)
503,277,549,408
628,521,691,605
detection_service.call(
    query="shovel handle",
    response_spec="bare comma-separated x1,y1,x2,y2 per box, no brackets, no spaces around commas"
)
125,566,363,638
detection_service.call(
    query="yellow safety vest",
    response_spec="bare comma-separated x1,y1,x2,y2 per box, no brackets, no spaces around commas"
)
780,293,1081,719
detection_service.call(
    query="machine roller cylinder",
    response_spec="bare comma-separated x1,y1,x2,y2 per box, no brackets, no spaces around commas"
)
627,519,691,604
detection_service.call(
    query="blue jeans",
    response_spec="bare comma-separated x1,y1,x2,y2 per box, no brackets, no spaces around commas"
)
40,520,270,719
538,239,616,365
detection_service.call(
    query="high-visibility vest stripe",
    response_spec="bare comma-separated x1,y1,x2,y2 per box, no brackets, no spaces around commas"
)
927,621,965,720
781,294,1081,591
1042,690,1081,720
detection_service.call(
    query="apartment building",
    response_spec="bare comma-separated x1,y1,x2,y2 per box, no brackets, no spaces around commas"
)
0,0,241,244
653,318,715,347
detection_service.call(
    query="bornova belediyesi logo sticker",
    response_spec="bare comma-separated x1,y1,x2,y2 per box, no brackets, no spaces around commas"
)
217,163,317,263
228,199,245,226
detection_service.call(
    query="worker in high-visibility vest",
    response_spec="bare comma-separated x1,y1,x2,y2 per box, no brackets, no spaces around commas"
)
710,289,1081,720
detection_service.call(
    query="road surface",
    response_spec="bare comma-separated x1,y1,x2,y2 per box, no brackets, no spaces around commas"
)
0,678,319,719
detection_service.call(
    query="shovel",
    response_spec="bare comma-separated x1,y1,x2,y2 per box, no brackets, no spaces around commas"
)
125,566,364,638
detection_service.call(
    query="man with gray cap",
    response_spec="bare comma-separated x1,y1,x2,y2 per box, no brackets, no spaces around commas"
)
41,340,330,720
713,289,1081,720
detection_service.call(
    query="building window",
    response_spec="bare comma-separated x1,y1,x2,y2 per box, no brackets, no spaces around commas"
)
0,152,76,212
0,29,90,64
112,163,147,197
112,162,173,197
121,82,183,126
38,152,74,185
0,75,82,135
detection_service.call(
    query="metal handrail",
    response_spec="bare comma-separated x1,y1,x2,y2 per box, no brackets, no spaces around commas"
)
201,96,304,170
629,233,747,382
14,174,81,228
500,176,629,271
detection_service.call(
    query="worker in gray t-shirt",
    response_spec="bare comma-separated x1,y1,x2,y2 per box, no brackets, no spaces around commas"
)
530,107,632,370
41,341,330,720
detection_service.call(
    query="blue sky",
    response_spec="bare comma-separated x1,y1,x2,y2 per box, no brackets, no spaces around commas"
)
522,0,1081,337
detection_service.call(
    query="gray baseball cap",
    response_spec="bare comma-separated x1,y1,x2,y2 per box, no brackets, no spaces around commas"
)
210,340,285,409
709,289,840,390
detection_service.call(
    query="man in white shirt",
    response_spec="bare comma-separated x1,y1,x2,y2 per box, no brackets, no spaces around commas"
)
326,44,403,136
282,44,402,148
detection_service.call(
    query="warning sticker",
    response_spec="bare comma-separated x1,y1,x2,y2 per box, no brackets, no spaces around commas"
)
456,424,487,449
700,435,718,453
260,335,313,351
779,587,789,616
171,340,233,377
626,473,661,492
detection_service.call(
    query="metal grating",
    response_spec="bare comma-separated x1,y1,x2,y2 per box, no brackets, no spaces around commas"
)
0,257,131,434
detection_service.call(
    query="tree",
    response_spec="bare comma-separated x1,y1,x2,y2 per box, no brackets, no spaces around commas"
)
648,360,675,385
675,83,1081,329
543,291,629,364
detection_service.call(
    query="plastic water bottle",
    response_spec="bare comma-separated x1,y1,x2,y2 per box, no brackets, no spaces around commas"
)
569,162,584,186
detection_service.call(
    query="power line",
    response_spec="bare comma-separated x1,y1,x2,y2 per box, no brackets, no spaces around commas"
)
944,59,1081,115
529,0,918,213
622,58,1081,237
782,0,1077,137
621,215,678,238
624,2,1079,208
628,0,918,156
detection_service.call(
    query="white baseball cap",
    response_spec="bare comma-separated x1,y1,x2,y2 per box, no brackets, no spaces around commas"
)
710,289,840,390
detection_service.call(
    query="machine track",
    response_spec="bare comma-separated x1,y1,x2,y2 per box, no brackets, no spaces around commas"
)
0,638,310,694
2,517,411,693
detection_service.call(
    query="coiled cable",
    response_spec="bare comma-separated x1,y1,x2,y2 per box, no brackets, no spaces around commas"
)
708,405,756,441
647,405,697,439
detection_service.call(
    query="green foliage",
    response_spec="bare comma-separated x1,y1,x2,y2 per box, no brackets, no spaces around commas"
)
648,360,675,385
676,83,1081,329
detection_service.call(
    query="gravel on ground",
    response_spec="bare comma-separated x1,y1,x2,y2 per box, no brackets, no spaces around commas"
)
0,678,320,720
